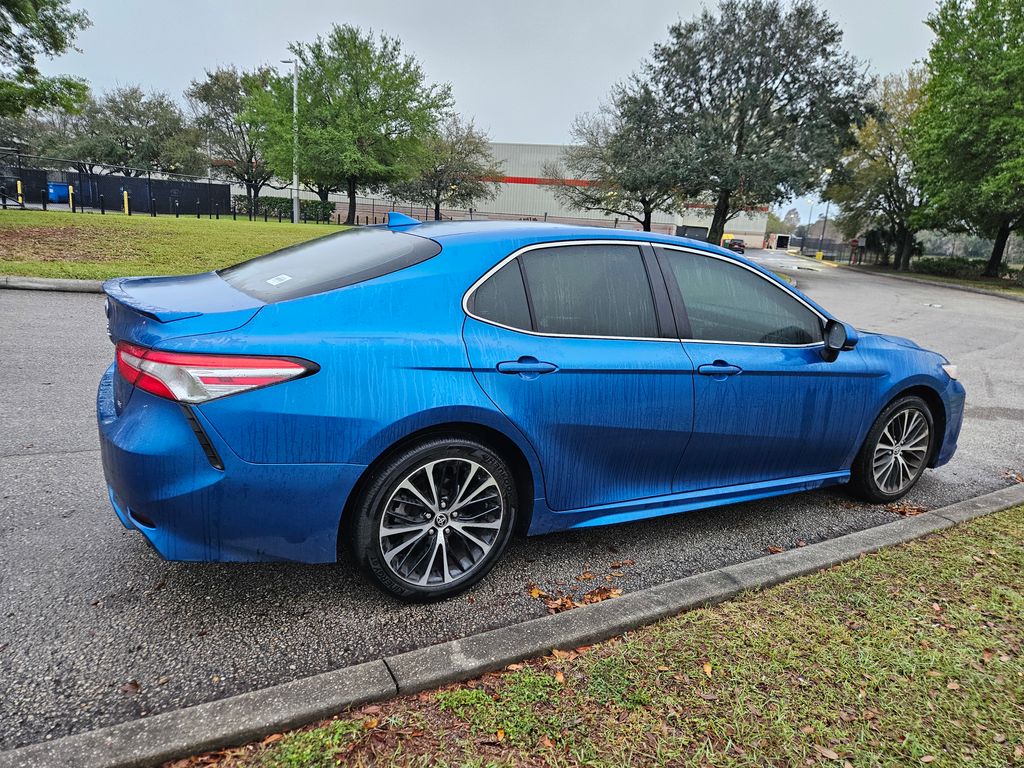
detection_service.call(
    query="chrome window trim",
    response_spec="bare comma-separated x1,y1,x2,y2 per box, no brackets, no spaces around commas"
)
461,239,827,348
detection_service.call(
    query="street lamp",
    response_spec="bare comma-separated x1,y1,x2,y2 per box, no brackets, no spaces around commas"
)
815,168,834,257
802,197,816,256
281,58,299,224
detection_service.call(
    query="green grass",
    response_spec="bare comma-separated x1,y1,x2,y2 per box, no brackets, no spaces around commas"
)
852,263,1024,297
903,270,1024,297
181,505,1024,768
0,209,341,279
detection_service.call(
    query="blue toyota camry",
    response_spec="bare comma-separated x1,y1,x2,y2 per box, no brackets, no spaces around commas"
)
98,215,964,600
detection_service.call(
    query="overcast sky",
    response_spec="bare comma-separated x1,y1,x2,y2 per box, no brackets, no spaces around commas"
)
37,0,937,219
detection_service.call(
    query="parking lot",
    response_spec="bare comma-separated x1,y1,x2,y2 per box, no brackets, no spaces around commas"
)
1,255,1022,750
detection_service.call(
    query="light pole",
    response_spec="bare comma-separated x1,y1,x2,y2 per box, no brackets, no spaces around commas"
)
815,168,834,258
802,197,816,256
281,58,299,224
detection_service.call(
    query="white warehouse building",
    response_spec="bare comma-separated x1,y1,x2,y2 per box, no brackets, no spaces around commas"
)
470,142,769,244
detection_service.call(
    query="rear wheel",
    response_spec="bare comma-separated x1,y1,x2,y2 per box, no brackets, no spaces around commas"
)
350,437,517,601
850,395,933,503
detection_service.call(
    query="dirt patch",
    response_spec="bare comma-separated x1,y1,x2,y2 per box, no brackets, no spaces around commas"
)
0,225,116,262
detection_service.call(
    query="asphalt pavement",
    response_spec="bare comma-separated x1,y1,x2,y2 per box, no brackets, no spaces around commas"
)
1,252,1022,750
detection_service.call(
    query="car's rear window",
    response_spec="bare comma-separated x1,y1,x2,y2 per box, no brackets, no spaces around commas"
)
218,227,441,302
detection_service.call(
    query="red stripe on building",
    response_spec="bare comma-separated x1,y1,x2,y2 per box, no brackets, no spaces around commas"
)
488,175,594,187
490,176,769,213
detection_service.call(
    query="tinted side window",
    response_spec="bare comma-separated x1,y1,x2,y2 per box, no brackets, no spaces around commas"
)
471,258,532,330
519,244,659,338
659,249,822,345
219,228,441,303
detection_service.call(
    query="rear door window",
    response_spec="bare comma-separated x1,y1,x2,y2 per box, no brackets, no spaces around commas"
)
219,227,441,302
518,244,659,338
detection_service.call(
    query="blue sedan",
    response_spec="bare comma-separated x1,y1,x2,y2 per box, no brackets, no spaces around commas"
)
97,215,964,600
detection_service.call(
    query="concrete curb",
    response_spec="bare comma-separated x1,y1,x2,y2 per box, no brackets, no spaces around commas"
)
845,267,1024,304
4,482,1023,768
0,276,104,293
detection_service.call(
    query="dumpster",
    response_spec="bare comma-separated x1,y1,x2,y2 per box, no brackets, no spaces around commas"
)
47,182,70,204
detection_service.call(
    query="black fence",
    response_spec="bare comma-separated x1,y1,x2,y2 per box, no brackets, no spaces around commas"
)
0,151,232,216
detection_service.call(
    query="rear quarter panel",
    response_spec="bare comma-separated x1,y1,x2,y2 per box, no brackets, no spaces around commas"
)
160,246,545,499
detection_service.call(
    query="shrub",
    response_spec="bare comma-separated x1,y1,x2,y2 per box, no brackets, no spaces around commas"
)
913,256,1011,279
230,195,338,221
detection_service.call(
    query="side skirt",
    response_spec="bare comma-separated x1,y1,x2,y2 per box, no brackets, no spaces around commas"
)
526,471,850,535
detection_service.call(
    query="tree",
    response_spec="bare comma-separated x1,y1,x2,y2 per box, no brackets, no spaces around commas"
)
912,0,1024,277
648,0,871,245
384,114,501,220
825,69,927,271
187,67,274,207
767,210,795,234
30,86,204,175
0,0,89,117
783,207,802,231
544,81,686,231
249,25,451,224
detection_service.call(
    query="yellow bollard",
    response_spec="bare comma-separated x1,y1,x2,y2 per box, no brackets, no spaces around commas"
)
68,184,75,212
16,179,22,205
123,190,129,215
815,251,824,260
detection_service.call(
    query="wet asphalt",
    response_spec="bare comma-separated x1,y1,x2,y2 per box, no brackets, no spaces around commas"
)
1,253,1022,749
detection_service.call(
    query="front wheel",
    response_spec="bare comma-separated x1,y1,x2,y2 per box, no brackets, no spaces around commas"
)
850,395,933,503
350,437,517,601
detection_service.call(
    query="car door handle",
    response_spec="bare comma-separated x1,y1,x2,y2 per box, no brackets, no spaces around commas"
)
697,361,742,377
496,357,558,377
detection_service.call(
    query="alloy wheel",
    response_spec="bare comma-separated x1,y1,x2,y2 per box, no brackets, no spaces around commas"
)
378,458,505,587
872,407,930,495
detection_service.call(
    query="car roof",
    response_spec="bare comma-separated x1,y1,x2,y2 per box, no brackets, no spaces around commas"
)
398,218,727,254
394,219,834,321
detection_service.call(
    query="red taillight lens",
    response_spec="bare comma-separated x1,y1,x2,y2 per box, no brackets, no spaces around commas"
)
114,342,314,403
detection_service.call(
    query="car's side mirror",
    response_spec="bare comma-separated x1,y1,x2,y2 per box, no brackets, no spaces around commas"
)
823,319,858,361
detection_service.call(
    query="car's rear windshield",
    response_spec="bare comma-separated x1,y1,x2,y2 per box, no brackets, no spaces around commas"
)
218,227,441,303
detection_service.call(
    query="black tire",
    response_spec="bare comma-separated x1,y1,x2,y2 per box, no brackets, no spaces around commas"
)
849,394,934,503
349,436,518,602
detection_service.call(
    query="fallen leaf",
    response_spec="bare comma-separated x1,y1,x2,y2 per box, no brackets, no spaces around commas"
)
496,728,506,742
703,662,713,678
363,717,378,729
361,705,381,714
156,676,169,685
656,665,671,672
947,681,961,690
554,670,565,684
886,502,928,516
767,545,784,554
261,733,283,745
577,571,595,581
920,757,935,763
801,725,815,734
120,680,140,695
812,744,840,760
539,734,554,748
506,663,523,671
796,539,807,547
578,586,623,605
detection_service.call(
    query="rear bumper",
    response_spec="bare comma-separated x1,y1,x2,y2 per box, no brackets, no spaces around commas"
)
97,364,365,563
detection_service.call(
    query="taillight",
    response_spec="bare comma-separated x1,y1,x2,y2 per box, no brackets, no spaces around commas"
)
115,342,315,403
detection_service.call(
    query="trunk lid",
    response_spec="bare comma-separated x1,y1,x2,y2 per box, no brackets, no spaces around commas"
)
103,272,264,346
